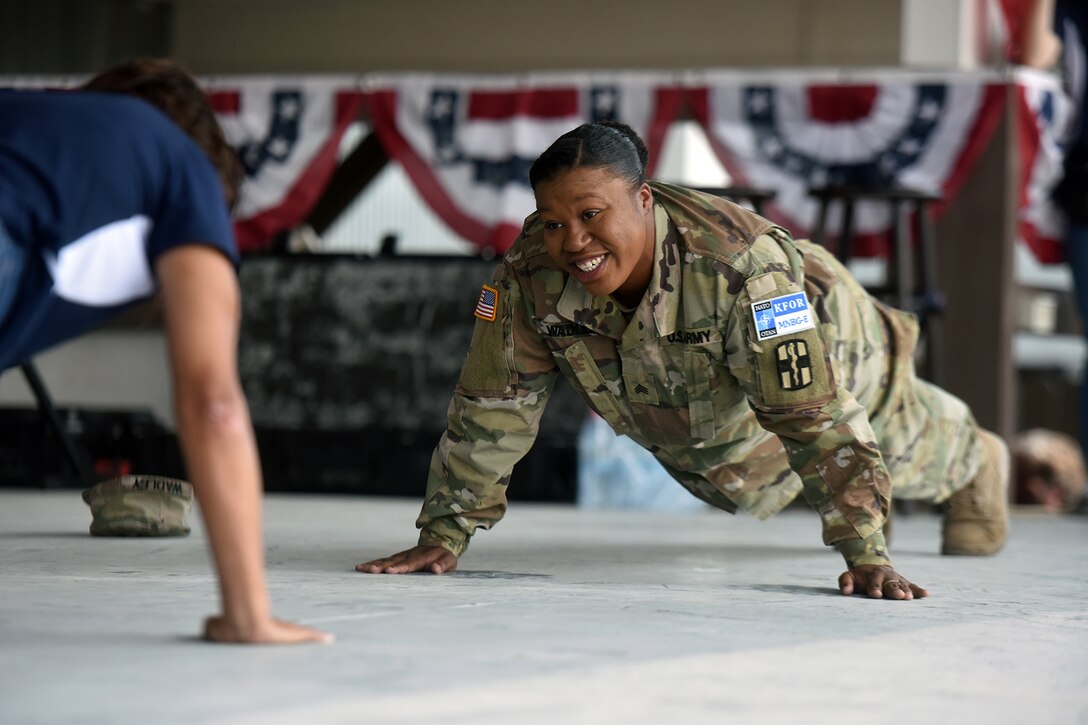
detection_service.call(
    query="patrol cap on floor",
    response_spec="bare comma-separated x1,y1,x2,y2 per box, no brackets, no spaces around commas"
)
81,475,194,537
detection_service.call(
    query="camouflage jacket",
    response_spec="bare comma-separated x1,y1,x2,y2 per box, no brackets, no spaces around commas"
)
418,182,891,568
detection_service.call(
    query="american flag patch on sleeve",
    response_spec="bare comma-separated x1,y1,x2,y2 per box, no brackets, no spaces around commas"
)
474,284,498,321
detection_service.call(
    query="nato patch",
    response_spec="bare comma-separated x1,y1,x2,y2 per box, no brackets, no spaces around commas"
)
775,340,813,390
751,291,816,340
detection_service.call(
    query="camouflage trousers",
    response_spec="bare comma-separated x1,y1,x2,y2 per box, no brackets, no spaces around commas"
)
667,241,984,520
667,385,983,520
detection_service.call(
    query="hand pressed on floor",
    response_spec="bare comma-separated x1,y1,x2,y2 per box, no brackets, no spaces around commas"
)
356,545,458,575
838,565,928,600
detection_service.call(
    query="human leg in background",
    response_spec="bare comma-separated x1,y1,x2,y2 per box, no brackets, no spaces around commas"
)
1063,222,1088,457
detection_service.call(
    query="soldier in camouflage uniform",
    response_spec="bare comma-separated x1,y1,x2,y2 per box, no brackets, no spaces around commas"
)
358,121,1010,599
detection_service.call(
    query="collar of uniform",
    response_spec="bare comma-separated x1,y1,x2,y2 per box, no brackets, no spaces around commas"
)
555,275,629,340
619,203,681,350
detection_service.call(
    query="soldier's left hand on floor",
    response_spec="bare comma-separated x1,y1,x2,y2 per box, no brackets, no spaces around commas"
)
838,564,928,600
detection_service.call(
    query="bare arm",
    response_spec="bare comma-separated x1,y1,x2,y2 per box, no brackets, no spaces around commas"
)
156,245,330,644
1020,0,1062,69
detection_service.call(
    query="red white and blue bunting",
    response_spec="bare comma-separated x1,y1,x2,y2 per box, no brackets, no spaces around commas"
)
5,70,1071,261
202,76,365,251
691,71,1007,256
691,69,1070,262
1014,69,1074,263
368,73,684,253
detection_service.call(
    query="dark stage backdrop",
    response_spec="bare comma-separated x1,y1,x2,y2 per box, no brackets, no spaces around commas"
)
237,254,585,500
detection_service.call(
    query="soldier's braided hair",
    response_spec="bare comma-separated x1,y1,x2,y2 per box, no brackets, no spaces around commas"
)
81,57,244,212
529,120,648,191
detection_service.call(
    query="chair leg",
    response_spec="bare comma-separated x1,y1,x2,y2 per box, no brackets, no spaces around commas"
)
892,200,914,313
811,201,827,247
20,363,95,489
837,200,856,265
917,203,945,386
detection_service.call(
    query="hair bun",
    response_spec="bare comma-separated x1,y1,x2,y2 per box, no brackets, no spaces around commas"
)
595,120,648,172
529,120,648,190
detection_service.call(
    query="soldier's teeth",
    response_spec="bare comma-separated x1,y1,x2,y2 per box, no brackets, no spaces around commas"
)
575,255,605,272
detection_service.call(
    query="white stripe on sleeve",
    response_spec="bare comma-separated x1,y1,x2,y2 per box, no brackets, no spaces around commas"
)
44,215,154,307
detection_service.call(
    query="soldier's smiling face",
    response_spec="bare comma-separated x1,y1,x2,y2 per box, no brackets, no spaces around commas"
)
535,166,655,308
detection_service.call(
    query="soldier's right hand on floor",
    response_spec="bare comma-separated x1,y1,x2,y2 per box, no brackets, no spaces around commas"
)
837,564,929,600
356,545,458,574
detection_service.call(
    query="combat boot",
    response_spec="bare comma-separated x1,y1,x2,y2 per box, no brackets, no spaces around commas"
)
942,429,1009,555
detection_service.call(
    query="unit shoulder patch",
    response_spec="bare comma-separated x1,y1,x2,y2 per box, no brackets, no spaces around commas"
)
752,326,834,410
775,339,813,391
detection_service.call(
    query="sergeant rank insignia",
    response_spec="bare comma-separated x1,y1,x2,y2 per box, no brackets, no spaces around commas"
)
775,339,813,390
474,284,498,321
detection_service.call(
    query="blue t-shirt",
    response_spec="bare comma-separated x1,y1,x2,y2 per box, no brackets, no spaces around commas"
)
0,89,238,371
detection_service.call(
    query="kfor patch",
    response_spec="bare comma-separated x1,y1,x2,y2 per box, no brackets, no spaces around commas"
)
751,291,815,340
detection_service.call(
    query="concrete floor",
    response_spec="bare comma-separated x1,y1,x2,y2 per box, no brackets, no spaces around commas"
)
1,490,1086,725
